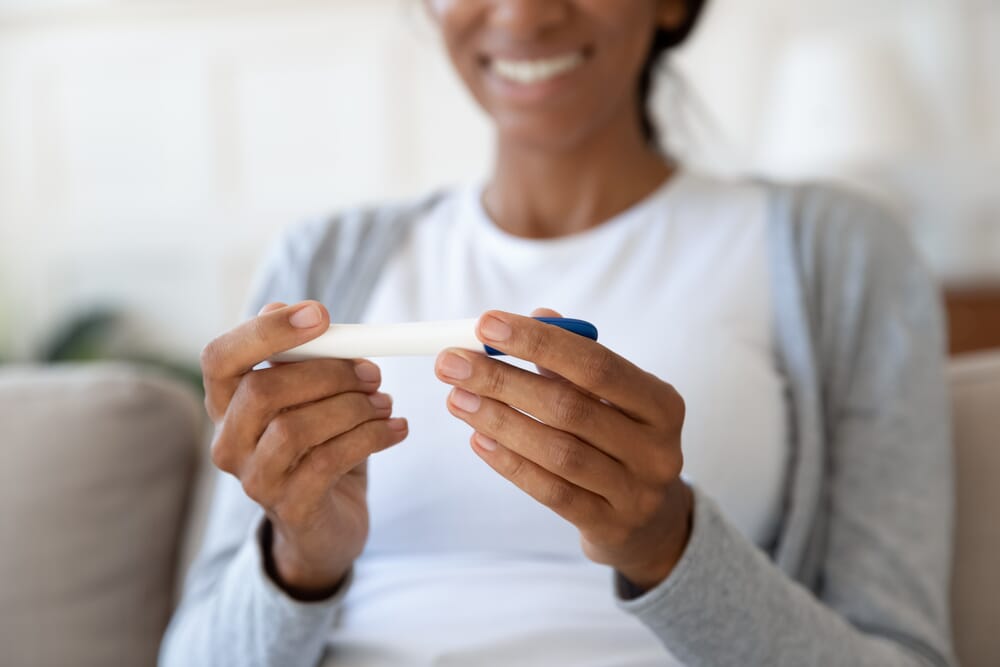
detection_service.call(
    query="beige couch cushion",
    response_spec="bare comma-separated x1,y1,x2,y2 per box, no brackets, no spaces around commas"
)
950,351,1000,667
0,363,203,667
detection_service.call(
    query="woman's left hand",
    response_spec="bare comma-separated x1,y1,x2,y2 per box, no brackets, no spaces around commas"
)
434,308,693,592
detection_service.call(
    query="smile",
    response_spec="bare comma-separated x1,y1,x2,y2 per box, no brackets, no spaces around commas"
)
490,51,586,85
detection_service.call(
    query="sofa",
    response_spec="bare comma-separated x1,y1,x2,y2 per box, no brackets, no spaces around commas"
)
0,354,997,666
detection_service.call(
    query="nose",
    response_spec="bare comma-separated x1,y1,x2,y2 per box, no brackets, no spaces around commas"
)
488,0,571,40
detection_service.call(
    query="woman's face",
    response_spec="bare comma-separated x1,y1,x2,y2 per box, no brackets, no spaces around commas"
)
427,0,686,151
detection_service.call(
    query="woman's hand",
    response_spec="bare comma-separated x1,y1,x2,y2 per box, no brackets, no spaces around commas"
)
201,301,408,597
434,308,692,592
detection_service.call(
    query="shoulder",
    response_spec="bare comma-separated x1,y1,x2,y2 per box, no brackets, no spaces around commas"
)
760,179,946,375
244,189,452,319
273,189,452,269
760,180,922,280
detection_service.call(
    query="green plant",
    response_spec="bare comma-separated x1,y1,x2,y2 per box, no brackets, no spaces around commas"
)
40,307,203,394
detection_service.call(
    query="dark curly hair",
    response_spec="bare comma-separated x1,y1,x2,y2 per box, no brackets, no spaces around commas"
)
638,0,707,146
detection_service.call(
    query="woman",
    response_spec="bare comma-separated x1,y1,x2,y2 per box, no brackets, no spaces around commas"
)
161,1,955,665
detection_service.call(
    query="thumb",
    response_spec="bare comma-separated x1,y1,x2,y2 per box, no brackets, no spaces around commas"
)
258,302,288,367
258,301,288,316
202,300,330,382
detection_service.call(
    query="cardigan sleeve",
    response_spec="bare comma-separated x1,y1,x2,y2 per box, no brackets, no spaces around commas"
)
159,219,354,667
160,194,434,667
615,186,956,666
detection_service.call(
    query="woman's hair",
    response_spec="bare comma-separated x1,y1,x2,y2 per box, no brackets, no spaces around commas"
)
638,0,707,146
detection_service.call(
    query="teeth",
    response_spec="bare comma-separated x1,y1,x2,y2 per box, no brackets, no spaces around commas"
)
492,52,585,85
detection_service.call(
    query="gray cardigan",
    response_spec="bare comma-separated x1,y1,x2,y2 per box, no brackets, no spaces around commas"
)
160,182,956,667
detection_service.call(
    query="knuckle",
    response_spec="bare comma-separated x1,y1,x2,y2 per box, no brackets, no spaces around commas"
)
199,339,224,376
552,391,591,427
483,362,507,396
265,414,296,448
549,437,583,476
210,440,235,473
242,371,277,411
485,404,509,434
250,315,273,348
646,450,679,483
327,359,361,384
350,420,391,457
669,385,686,425
522,328,547,360
350,392,373,417
581,349,616,388
203,394,220,421
505,455,529,484
359,421,384,448
653,380,685,425
544,480,575,512
304,448,337,478
240,470,265,504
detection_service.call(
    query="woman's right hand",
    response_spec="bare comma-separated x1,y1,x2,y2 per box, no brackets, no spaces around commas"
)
200,301,408,597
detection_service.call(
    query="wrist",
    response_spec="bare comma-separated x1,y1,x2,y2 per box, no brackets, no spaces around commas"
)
618,480,694,594
262,519,352,601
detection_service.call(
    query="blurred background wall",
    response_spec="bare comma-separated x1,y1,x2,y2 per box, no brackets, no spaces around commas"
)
0,0,997,367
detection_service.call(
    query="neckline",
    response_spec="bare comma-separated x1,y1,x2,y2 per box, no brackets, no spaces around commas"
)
464,170,690,254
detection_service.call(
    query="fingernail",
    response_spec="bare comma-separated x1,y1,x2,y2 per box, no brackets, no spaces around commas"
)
355,361,380,383
474,432,497,451
480,315,512,342
290,305,322,329
388,417,408,431
368,392,392,410
438,352,472,380
450,388,481,413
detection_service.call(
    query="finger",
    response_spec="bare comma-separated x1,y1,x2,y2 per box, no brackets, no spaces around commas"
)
201,301,331,418
435,349,641,461
475,310,672,426
211,358,382,472
247,391,395,494
447,388,630,506
468,431,610,530
528,307,563,380
287,418,409,502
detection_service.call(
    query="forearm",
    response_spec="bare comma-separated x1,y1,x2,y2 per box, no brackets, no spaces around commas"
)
616,489,953,667
160,520,348,667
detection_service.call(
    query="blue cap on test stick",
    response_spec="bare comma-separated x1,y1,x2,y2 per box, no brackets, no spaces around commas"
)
483,317,599,356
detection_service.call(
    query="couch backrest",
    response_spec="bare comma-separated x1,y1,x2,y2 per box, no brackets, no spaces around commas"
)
949,351,1000,667
2,353,996,666
0,364,203,667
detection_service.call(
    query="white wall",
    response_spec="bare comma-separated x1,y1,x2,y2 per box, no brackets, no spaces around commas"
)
0,0,996,362
0,1,492,361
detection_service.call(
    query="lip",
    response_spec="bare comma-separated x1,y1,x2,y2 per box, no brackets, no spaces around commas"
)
479,47,592,105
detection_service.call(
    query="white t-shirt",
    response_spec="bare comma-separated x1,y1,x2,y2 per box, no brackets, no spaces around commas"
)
324,172,788,666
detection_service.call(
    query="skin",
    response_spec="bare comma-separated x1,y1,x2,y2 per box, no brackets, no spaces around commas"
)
437,308,693,590
202,0,693,597
202,301,408,595
431,0,685,238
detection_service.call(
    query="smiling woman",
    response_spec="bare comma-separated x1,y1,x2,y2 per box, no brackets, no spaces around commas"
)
161,2,956,666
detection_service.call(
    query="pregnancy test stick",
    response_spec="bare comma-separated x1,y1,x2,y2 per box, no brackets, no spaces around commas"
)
269,317,598,362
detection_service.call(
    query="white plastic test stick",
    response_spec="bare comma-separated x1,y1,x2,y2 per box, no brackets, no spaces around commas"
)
269,319,484,362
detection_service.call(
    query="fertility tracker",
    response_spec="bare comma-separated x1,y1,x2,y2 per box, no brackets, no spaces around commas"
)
269,317,598,362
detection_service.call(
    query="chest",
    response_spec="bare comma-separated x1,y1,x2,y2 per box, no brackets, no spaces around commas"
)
357,195,788,557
